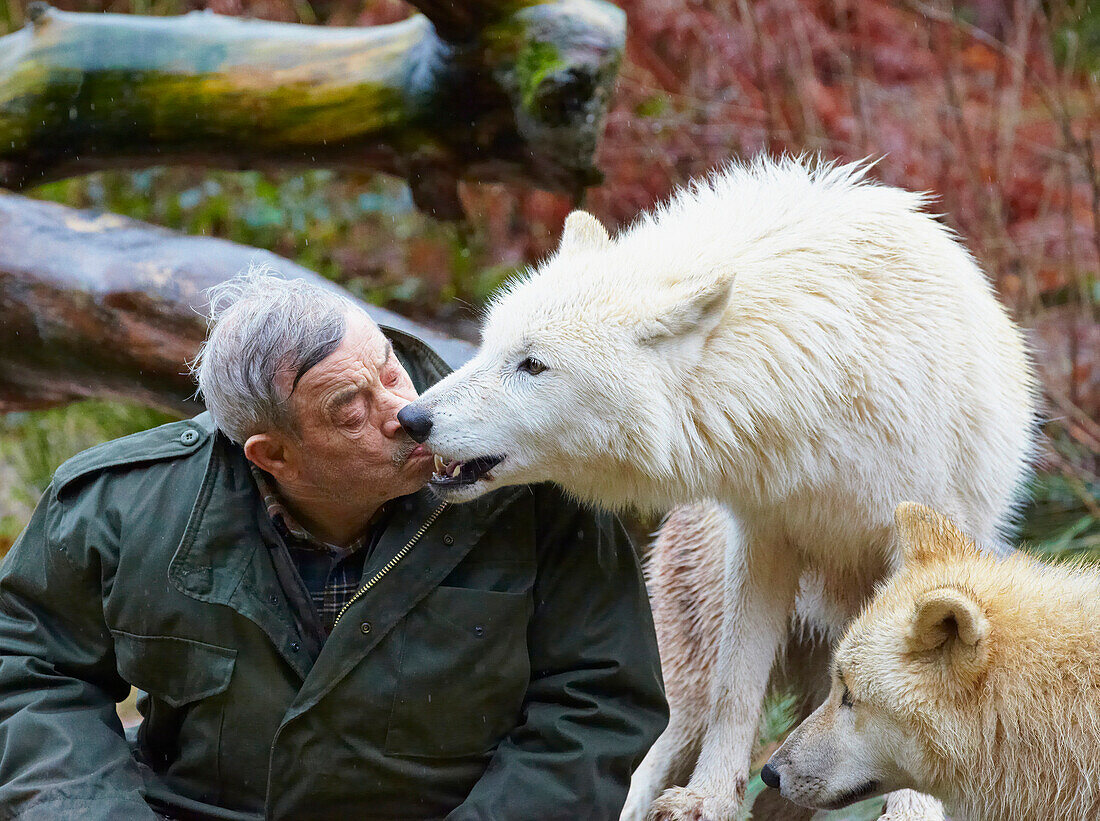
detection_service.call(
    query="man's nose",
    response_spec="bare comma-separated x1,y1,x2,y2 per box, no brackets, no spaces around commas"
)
397,404,433,443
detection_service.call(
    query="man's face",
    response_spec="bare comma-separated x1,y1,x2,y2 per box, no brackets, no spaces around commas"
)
280,311,433,508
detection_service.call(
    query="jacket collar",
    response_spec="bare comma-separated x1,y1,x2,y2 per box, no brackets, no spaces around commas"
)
168,425,525,689
167,426,320,675
166,322,458,610
167,327,508,685
282,481,524,714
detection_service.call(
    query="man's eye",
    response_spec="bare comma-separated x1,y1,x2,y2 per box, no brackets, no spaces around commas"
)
841,685,854,708
517,357,548,375
337,411,365,428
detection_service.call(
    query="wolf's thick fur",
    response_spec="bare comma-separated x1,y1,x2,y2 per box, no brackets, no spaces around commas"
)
767,503,1100,821
410,157,1037,819
647,503,947,821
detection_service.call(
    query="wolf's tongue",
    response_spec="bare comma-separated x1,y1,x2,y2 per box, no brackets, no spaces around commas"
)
432,455,462,477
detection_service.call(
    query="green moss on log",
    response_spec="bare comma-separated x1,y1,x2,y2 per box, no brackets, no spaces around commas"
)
0,2,626,204
515,41,565,111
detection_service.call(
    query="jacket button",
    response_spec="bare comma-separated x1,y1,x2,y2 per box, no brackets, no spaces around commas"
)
180,429,200,446
473,625,484,637
443,534,454,546
290,641,300,652
360,621,372,634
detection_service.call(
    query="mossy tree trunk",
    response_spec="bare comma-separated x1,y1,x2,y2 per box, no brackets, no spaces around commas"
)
0,191,474,413
0,0,625,216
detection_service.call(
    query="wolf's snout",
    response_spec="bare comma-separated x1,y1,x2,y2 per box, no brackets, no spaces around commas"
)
397,404,433,443
761,762,781,789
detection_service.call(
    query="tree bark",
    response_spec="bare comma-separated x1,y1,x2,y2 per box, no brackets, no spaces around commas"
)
0,0,625,216
0,191,475,414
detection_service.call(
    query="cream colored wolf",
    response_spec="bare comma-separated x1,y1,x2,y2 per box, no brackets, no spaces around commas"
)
401,157,1037,820
766,502,1100,821
645,502,950,821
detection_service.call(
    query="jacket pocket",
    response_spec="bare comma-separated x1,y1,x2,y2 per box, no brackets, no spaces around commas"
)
111,630,237,707
384,586,531,758
111,629,237,782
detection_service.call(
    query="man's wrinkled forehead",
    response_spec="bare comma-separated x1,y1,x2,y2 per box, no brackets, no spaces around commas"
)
277,309,384,399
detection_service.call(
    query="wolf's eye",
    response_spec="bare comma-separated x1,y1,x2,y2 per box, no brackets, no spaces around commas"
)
518,357,547,375
841,685,854,708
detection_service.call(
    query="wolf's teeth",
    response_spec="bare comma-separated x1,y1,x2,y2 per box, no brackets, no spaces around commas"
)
434,454,444,473
451,464,462,478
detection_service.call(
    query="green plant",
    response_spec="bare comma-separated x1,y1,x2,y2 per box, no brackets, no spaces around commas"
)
0,401,176,551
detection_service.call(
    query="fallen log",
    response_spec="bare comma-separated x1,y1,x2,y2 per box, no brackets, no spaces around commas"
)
0,191,475,413
0,0,626,216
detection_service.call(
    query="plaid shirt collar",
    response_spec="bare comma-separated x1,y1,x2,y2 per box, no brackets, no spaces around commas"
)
249,464,374,557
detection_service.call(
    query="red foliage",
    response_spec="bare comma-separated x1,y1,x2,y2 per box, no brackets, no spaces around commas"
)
15,0,1100,420
496,0,1100,419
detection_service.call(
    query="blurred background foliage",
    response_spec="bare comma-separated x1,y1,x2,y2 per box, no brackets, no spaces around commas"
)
1,0,1096,559
1,2,1096,814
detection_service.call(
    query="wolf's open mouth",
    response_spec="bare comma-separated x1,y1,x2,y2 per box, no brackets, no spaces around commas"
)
823,781,880,810
430,454,505,487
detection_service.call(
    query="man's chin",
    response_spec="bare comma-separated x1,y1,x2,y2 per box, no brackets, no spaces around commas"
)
811,781,883,811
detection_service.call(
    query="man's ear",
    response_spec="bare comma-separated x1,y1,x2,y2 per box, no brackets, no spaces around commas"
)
637,277,732,346
244,432,293,480
558,210,610,255
908,587,989,653
894,502,976,566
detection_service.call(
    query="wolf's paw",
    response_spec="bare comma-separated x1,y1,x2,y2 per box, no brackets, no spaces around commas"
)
647,786,740,821
879,789,945,821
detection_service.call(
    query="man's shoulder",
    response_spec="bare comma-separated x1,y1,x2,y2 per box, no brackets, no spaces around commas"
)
51,413,217,498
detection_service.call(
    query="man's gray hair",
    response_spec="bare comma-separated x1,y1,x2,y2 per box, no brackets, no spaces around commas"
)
191,269,357,443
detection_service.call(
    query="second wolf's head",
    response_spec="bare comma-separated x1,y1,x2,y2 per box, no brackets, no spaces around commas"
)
763,503,989,812
764,502,1100,821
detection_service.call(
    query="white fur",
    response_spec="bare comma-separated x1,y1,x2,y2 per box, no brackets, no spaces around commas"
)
412,156,1038,820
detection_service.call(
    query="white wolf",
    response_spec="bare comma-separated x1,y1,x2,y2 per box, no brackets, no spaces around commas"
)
400,157,1037,820
765,502,1100,821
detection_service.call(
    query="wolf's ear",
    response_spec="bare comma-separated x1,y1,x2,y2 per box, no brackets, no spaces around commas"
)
894,502,975,566
558,210,610,255
637,277,733,346
909,587,988,654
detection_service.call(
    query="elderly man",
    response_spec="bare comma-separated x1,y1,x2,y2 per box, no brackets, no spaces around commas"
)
0,273,667,820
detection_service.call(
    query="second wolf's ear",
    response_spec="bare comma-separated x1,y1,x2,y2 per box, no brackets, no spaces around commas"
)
637,277,733,347
558,210,610,255
894,502,976,566
908,587,989,654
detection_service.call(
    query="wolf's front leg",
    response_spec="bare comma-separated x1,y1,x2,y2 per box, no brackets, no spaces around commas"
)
620,706,706,821
649,531,800,821
624,503,728,821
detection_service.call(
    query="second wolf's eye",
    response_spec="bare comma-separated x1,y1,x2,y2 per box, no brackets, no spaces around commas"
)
518,357,547,375
841,685,854,708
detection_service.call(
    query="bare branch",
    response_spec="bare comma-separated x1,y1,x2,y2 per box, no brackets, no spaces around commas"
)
0,192,474,413
0,2,626,214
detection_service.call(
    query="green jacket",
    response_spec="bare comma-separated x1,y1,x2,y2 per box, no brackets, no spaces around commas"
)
0,331,667,821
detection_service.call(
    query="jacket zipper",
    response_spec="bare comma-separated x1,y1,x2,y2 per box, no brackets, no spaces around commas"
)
332,501,449,628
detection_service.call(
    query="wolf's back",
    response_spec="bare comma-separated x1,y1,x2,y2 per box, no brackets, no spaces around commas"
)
635,158,1039,544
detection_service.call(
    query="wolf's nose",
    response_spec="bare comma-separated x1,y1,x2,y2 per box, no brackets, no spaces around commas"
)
761,763,781,790
397,404,433,443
